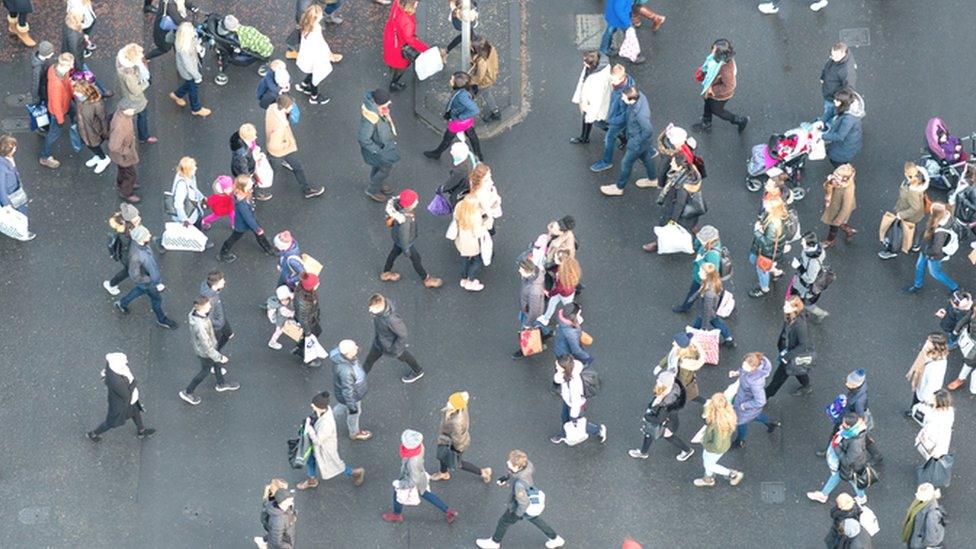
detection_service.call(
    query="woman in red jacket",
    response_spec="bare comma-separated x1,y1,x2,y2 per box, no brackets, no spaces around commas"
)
383,0,429,92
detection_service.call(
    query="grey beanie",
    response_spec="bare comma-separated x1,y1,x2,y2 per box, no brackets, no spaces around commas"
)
401,429,423,449
37,41,55,58
846,369,865,388
697,225,719,243
842,518,861,538
119,203,140,222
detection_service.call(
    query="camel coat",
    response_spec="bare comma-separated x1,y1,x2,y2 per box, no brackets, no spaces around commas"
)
265,104,298,158
821,177,856,226
305,409,346,479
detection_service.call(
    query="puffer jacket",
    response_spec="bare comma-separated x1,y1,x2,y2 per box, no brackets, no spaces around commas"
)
778,314,812,374
734,356,771,424
188,310,223,362
751,216,788,259
329,347,367,411
624,92,654,153
519,263,546,323
836,423,868,481
385,196,417,250
508,461,538,517
261,500,297,549
642,378,686,430
823,113,862,163
294,286,321,337
372,300,408,356
821,51,857,100
358,91,400,167
437,408,471,452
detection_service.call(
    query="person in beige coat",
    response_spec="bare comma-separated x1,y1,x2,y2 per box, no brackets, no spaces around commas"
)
264,94,324,199
469,163,502,232
469,36,501,122
821,163,857,248
108,108,140,203
297,391,365,490
430,391,492,483
115,44,156,143
451,195,488,292
879,162,929,259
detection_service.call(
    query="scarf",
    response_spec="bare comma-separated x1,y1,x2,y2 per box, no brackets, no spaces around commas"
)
700,54,723,96
106,352,139,404
901,499,927,542
399,443,423,459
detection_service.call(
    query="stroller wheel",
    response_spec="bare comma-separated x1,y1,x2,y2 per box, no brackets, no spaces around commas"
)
214,73,229,86
745,176,762,192
257,63,269,77
791,187,806,201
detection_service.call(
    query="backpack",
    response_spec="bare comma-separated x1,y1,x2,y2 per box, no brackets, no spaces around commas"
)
811,265,836,295
580,366,601,398
107,233,123,262
935,226,959,258
516,480,546,517
718,246,734,281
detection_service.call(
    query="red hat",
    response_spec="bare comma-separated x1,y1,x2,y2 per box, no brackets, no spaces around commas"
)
398,189,419,209
300,272,319,291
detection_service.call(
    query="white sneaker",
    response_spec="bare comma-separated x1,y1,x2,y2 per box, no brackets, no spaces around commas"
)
466,280,485,292
545,536,566,548
599,424,607,443
253,536,268,549
676,449,695,462
85,156,100,167
806,491,828,503
810,0,828,11
854,495,867,505
600,184,624,196
94,156,112,174
635,178,659,188
476,539,501,549
758,2,779,13
268,340,282,350
103,280,121,296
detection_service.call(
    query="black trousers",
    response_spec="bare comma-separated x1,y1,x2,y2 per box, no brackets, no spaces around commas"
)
390,68,406,84
215,322,233,351
93,409,145,435
220,230,273,256
491,509,558,543
765,361,810,398
362,344,422,375
301,73,319,97
109,264,129,287
640,412,691,453
7,12,28,25
430,126,483,160
438,448,484,474
185,356,226,394
702,98,739,125
383,244,428,279
577,116,593,141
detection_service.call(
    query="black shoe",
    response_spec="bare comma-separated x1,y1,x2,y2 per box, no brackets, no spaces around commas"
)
512,349,524,360
732,439,744,450
722,338,737,348
401,370,425,384
137,428,157,439
766,421,781,434
86,431,102,442
143,4,157,13
389,81,407,91
736,116,750,133
304,187,326,199
569,136,590,144
748,287,769,298
423,150,440,160
308,95,331,105
671,305,691,313
255,191,274,202
156,318,178,330
691,122,712,132
217,252,237,263
789,385,813,397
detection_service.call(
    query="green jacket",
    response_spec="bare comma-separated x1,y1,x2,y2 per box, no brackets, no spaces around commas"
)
702,423,732,454
692,239,722,284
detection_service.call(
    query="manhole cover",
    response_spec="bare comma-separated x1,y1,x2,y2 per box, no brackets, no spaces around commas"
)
761,481,785,503
575,14,620,51
3,93,30,107
0,118,30,132
18,506,50,525
839,28,870,47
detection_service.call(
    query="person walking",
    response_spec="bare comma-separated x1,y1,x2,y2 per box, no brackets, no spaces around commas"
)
692,39,748,133
440,141,477,207
115,44,157,144
103,204,141,295
73,78,112,174
294,272,323,367
469,163,502,233
790,232,830,322
475,449,566,549
296,391,365,490
598,0,631,55
731,352,778,448
66,0,96,55
639,154,705,252
265,94,325,199
363,294,425,383
0,135,35,241
818,87,863,168
169,22,211,117
86,352,155,441
178,296,239,405
879,162,929,259
946,300,976,392
358,88,400,202
296,4,341,105
255,487,297,549
266,285,294,350
114,226,176,328
693,393,744,487
901,483,947,549
4,0,35,46
424,72,484,161
569,50,611,145
513,256,549,359
672,224,722,312
628,370,694,461
818,369,883,464
146,0,196,60
217,175,275,263
748,197,789,298
905,333,949,414
821,164,858,248
806,413,871,505
230,122,273,201
553,303,592,365
201,270,233,350
380,189,443,288
765,296,815,397
273,230,305,290
915,389,954,467
382,429,458,524
904,203,961,294
824,494,864,548
451,195,488,291
817,43,857,124
653,332,706,405
257,59,290,108
38,53,76,170
758,0,829,14
329,339,372,440
382,0,429,92
61,10,87,72
693,263,735,346
550,356,606,445
107,108,140,203
537,252,581,325
168,156,205,230
430,391,492,483
600,87,658,196
469,36,501,122
29,41,55,106
590,64,635,173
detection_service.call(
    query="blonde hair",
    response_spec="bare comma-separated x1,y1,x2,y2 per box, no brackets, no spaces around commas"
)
261,479,288,501
676,343,700,361
556,257,581,289
300,4,323,37
234,174,253,195
65,10,85,31
785,295,805,320
239,123,258,141
469,163,491,194
174,22,197,53
704,393,737,437
122,43,143,63
698,262,723,295
507,449,527,469
454,196,481,232
177,156,197,177
173,0,188,17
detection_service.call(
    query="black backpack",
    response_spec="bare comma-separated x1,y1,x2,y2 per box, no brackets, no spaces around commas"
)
580,366,601,398
811,265,836,295
107,233,124,262
718,247,734,281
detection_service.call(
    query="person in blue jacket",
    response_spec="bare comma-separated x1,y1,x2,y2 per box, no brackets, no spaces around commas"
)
818,87,862,168
0,135,36,240
217,175,275,263
424,72,483,161
553,303,592,365
600,87,657,196
256,60,289,109
590,64,633,173
600,0,633,55
115,225,177,329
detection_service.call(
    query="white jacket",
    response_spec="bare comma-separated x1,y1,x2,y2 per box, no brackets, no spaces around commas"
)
473,183,502,230
915,359,947,403
555,359,586,418
296,23,333,86
918,407,954,458
571,64,612,124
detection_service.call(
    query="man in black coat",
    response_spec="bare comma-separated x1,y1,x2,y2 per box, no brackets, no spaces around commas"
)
358,88,400,202
86,353,155,441
820,42,857,125
362,294,425,383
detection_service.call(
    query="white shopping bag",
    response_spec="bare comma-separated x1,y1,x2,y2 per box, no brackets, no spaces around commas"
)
654,222,694,254
563,419,589,446
859,505,880,536
0,206,31,241
253,149,274,189
161,222,208,252
716,290,736,318
619,27,641,63
480,232,493,266
415,47,444,81
808,136,826,161
691,424,706,444
723,380,739,401
303,334,329,363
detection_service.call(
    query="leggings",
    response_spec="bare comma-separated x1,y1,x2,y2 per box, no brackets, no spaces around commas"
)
201,211,234,227
302,73,319,97
702,98,739,125
764,361,810,398
88,144,106,159
577,116,593,141
109,264,128,287
431,126,483,159
93,408,145,435
383,244,428,279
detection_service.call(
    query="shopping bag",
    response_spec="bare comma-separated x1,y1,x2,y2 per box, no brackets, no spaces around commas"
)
723,380,739,401
281,320,303,342
393,480,421,505
618,27,641,63
808,135,826,161
303,334,329,363
427,187,452,216
878,212,897,243
563,419,589,446
653,222,694,254
26,103,49,131
287,425,312,468
254,151,274,189
690,424,706,444
480,232,493,266
160,222,208,252
916,454,954,488
299,253,323,275
0,206,31,241
519,328,542,356
686,325,720,365
414,47,444,81
969,248,976,266
859,505,880,537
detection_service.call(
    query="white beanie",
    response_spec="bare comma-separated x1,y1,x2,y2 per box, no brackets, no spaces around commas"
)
338,339,357,356
665,124,688,147
275,285,293,301
450,141,470,165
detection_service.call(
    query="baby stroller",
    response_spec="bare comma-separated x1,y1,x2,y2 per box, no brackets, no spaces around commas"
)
920,117,975,191
745,122,822,201
196,13,270,86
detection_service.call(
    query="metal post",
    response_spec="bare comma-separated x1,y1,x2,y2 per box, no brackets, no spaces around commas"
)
460,0,472,70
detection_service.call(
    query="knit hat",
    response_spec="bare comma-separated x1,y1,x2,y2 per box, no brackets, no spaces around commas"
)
400,429,423,449
311,391,330,410
696,225,719,243
673,332,693,348
222,15,240,32
129,225,150,244
37,41,54,58
372,88,391,106
119,203,140,222
273,231,293,251
398,189,419,209
275,285,293,301
273,488,294,505
214,175,234,193
915,483,938,502
300,272,319,291
665,124,688,147
845,369,865,388
449,141,470,164
558,215,575,232
842,518,861,538
445,391,469,411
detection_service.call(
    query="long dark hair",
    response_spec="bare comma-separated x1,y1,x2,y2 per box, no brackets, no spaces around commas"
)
450,71,472,90
471,35,492,59
833,87,855,115
712,39,734,61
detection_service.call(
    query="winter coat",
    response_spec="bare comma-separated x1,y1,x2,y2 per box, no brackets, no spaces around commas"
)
329,348,367,411
296,22,333,86
386,197,418,250
0,157,26,213
231,194,261,233
372,300,408,356
660,176,702,225
837,426,868,481
824,503,862,548
953,184,976,223
294,286,321,337
265,104,298,158
508,460,537,516
676,354,705,402
571,54,612,124
175,45,203,83
519,264,546,323
115,56,149,114
101,368,140,429
437,408,471,452
442,159,475,206
445,88,479,121
691,238,722,284
606,75,636,128
46,67,74,125
188,310,223,362
554,359,587,418
642,380,686,435
261,500,297,549
792,247,825,300
821,51,857,100
256,71,282,109
708,59,737,101
469,46,499,88
913,358,947,403
199,281,226,331
698,286,722,327
230,131,256,176
734,357,771,424
75,97,108,147
30,53,54,104
3,1,33,15
702,422,733,454
918,407,954,459
603,0,632,30
171,175,204,224
398,450,429,494
108,111,139,167
553,310,591,364
907,501,946,549
922,216,957,261
778,314,812,373
624,92,654,153
127,241,160,285
358,91,400,166
277,242,304,289
67,0,95,29
306,410,346,479
822,177,857,226
751,216,787,259
845,383,869,419
473,184,502,231
823,113,862,163
453,205,486,258
61,25,86,71
382,1,428,71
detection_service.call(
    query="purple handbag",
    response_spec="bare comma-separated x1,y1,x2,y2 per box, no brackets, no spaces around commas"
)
427,187,452,216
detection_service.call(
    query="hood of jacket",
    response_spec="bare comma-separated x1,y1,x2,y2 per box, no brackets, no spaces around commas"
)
362,91,380,118
629,92,650,121
385,196,408,224
745,356,773,381
374,300,395,320
329,347,353,367
229,130,247,152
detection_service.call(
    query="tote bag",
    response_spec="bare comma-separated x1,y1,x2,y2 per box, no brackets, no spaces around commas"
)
415,47,444,81
563,419,589,446
0,206,30,241
160,222,208,252
618,27,641,63
654,222,693,254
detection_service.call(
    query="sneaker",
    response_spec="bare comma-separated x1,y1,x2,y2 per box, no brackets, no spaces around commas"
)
693,476,716,487
296,81,311,95
628,449,649,459
691,122,712,132
296,477,319,490
254,537,268,549
324,13,343,24
156,318,178,330
103,280,121,296
351,430,373,441
137,428,156,439
766,421,781,434
191,108,213,118
268,340,282,350
304,187,325,199
308,95,331,105
21,231,36,241
401,371,425,384
729,471,744,486
676,449,695,462
381,512,403,523
255,191,273,201
550,436,565,445
758,2,779,14
114,301,129,314
476,539,501,549
854,495,867,505
748,287,770,298
877,250,898,260
215,382,241,392
85,156,100,167
423,150,441,160
445,508,458,523
209,366,228,376
379,271,401,282
806,491,828,503
94,156,112,174
599,424,607,443
39,156,61,169
464,280,484,292
635,178,659,188
179,391,201,406
910,245,921,253
141,136,158,144
217,252,238,263
600,184,624,196
903,285,921,294
374,0,392,4
306,359,323,368
590,160,613,172
722,338,737,348
511,349,524,360
83,48,93,58
545,536,566,549
569,136,590,144
736,116,750,133
86,431,102,442
810,0,829,11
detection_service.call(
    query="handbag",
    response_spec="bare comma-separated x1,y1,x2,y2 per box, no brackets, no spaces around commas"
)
716,290,735,318
756,229,780,272
859,505,880,537
393,480,421,506
519,327,543,356
580,331,593,346
654,222,694,254
854,465,880,489
686,325,720,365
680,193,707,219
281,320,303,342
694,65,705,83
618,27,641,63
447,117,475,134
563,419,589,446
790,352,816,376
915,428,937,460
26,102,49,131
253,151,274,189
287,425,313,468
0,206,31,241
427,187,453,216
299,253,323,276
916,454,954,488
958,327,976,358
7,186,27,210
480,231,493,266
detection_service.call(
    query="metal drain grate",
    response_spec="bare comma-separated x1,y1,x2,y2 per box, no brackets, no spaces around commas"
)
761,481,785,503
839,28,870,47
575,14,621,51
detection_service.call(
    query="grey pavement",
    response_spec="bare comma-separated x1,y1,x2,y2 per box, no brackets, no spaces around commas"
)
2,0,976,547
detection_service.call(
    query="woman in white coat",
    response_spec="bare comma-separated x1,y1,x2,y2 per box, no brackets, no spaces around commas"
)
295,4,341,105
569,50,612,144
905,333,949,415
297,391,364,490
551,355,606,445
916,389,954,461
169,156,205,228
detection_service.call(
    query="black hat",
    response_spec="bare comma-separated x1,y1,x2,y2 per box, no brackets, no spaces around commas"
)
312,391,330,410
273,488,294,505
372,88,391,106
558,215,575,231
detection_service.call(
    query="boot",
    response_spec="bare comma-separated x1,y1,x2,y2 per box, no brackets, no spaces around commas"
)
822,236,836,249
296,477,319,490
15,24,36,47
351,467,365,486
640,7,666,31
735,116,750,133
840,224,858,242
423,276,443,288
7,15,17,36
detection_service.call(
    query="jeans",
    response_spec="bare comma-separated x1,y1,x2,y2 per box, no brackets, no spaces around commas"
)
692,316,731,340
136,110,150,141
367,163,394,194
174,79,201,112
559,402,599,437
821,99,836,126
600,124,626,165
913,254,959,291
702,449,731,477
332,402,361,435
616,147,659,189
392,489,449,515
362,344,422,375
599,26,617,54
674,281,702,311
734,413,772,442
119,283,167,323
306,452,354,479
459,254,483,280
185,356,226,394
324,0,344,14
491,509,559,543
272,152,312,193
40,115,78,158
540,293,575,325
383,244,428,279
518,311,552,337
750,253,771,291
821,470,865,499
